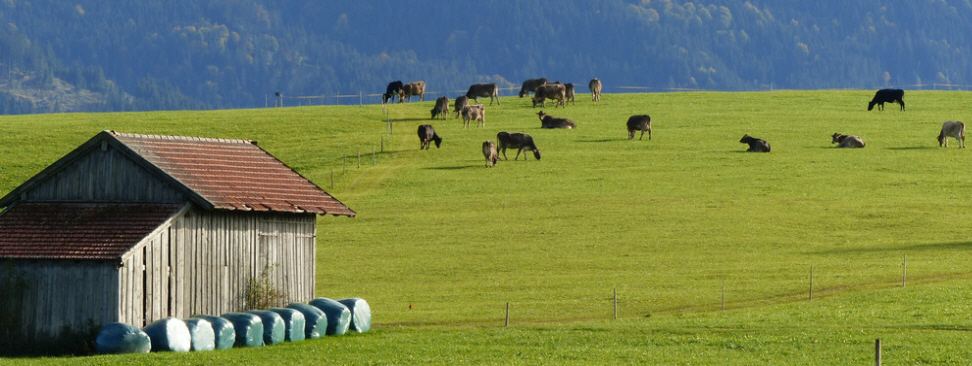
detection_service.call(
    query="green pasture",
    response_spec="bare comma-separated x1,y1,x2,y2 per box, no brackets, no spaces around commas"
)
3,90,972,364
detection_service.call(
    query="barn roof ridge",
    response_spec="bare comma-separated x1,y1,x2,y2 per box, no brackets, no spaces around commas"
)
107,130,259,146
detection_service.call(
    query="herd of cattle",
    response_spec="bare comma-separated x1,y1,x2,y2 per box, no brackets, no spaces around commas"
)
398,85,964,167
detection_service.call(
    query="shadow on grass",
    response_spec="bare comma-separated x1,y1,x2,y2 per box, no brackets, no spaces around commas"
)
813,241,972,255
425,165,482,171
885,146,937,151
575,138,621,143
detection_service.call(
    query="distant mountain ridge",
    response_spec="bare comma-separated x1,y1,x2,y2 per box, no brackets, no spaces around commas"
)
1,1,971,114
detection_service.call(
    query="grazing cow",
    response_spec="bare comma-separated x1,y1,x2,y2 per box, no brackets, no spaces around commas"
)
417,124,442,149
537,111,576,129
531,83,567,108
453,95,470,119
867,89,905,111
382,81,403,104
831,133,865,148
938,120,965,148
626,115,652,140
466,83,500,105
518,78,548,98
399,81,426,103
482,141,498,167
461,104,486,128
740,134,771,152
430,96,450,120
497,132,541,160
549,81,576,105
589,78,602,101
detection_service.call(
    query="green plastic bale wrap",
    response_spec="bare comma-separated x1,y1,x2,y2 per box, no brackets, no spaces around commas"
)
247,310,285,346
220,312,264,348
142,317,191,352
183,318,215,351
337,298,372,333
286,302,327,339
269,307,306,342
194,315,235,350
309,297,351,336
95,322,151,354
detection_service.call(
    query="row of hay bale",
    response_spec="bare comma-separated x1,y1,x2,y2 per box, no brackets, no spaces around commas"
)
95,297,370,354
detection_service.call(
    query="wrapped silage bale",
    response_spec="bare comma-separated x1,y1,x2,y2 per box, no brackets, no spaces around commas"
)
95,322,151,354
286,302,327,339
142,317,191,352
246,310,285,346
194,315,236,350
309,297,351,336
184,318,215,351
220,312,264,348
269,307,306,342
337,298,372,333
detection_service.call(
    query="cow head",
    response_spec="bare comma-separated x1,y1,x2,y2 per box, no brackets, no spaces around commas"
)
536,111,547,120
938,133,946,147
532,148,541,161
831,133,843,144
867,101,877,111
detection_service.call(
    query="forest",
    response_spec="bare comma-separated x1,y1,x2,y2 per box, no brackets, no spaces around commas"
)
1,0,971,114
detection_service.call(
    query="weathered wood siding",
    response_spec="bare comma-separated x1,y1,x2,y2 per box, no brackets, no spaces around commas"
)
26,145,185,203
8,260,118,339
118,208,316,325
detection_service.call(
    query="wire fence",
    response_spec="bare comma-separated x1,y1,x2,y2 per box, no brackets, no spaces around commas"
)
266,82,972,108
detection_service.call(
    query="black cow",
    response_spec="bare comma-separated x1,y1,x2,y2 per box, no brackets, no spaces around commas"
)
868,89,905,111
518,78,548,98
430,96,450,120
497,132,541,160
537,111,576,129
466,83,500,105
626,115,651,140
740,134,771,152
383,81,403,104
417,124,442,149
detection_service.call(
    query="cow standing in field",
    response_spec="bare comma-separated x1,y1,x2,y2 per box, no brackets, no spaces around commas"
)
537,111,576,129
589,78,602,101
518,78,548,98
430,96,450,120
531,83,567,108
399,81,426,103
868,89,905,111
938,121,965,148
453,96,469,119
417,124,442,149
461,104,486,128
740,134,771,152
563,83,575,105
466,83,500,105
626,115,652,140
831,133,865,148
382,81,403,104
482,141,498,167
497,132,541,160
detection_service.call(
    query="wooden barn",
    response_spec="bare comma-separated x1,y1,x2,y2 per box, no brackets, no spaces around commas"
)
0,130,354,341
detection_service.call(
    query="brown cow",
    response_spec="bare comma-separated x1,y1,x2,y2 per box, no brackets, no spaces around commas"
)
453,95,470,119
430,96,450,120
589,78,602,101
466,83,500,105
938,121,965,148
399,81,426,103
537,111,576,129
831,133,865,148
531,84,566,108
482,141,498,167
461,104,485,128
626,115,651,140
518,78,548,98
497,132,541,160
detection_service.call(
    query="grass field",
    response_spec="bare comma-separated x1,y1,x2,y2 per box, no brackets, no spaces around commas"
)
4,90,972,364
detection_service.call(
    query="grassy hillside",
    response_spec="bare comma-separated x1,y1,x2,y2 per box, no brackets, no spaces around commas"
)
4,91,972,364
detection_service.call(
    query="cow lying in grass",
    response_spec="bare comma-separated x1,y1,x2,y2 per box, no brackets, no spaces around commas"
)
497,132,541,160
740,134,770,152
868,88,905,111
430,96,449,120
537,111,576,129
831,133,865,148
482,141,498,167
461,104,485,128
938,120,965,148
626,115,651,140
417,124,442,149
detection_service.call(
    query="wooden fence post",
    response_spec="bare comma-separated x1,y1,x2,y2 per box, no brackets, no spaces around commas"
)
875,339,881,366
613,289,618,320
505,302,510,327
809,266,814,302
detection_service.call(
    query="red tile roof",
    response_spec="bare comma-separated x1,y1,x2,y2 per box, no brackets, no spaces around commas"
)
109,131,354,216
0,203,185,260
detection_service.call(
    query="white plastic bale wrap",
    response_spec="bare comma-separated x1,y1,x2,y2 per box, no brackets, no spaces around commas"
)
194,315,236,350
309,297,351,336
269,307,307,342
246,310,285,345
337,298,372,333
184,318,215,351
142,317,191,352
220,312,265,347
286,302,327,339
95,322,151,354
